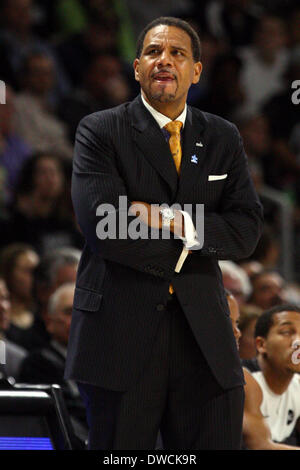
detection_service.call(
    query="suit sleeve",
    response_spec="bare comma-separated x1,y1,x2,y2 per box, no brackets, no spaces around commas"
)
71,113,183,281
191,123,263,260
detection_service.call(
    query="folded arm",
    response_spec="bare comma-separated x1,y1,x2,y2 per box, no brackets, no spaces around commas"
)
72,113,183,281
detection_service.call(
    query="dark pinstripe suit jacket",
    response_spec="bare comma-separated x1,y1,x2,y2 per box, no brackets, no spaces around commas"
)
65,94,263,392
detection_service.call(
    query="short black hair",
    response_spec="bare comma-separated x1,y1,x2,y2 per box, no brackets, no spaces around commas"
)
255,304,300,338
136,16,201,62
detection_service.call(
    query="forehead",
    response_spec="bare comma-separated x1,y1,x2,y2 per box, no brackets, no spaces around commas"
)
254,273,283,287
272,311,300,328
143,25,192,51
16,250,39,268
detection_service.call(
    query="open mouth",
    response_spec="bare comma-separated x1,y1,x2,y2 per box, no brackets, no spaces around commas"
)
153,73,175,82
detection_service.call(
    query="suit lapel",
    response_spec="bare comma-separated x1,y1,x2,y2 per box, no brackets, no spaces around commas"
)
129,96,179,200
177,106,206,200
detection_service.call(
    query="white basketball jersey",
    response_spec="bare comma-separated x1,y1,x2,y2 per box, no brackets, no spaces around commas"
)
252,371,300,443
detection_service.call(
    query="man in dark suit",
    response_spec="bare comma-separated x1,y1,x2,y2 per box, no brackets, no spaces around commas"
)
65,17,263,450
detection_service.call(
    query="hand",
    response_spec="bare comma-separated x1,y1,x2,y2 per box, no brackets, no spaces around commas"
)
130,201,161,229
130,201,185,237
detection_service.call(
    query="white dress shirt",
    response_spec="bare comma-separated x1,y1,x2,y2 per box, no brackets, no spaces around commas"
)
141,94,200,272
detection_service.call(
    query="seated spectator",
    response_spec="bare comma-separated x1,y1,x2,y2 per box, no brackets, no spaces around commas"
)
262,56,300,193
0,277,27,380
186,30,222,106
56,15,119,88
30,247,80,350
219,260,252,307
236,112,290,208
196,53,245,120
242,304,300,447
13,53,73,157
200,0,258,48
60,54,132,141
0,0,69,96
0,244,39,352
19,283,88,442
288,6,300,55
239,14,289,114
248,269,285,310
238,307,261,360
0,85,32,205
0,153,83,254
239,260,263,279
226,292,300,449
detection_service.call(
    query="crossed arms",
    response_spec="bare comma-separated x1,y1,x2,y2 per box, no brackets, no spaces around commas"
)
72,112,263,280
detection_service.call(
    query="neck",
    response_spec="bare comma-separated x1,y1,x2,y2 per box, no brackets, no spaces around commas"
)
258,355,293,394
142,91,185,120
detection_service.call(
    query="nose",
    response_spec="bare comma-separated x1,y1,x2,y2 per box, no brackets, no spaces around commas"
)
157,49,173,67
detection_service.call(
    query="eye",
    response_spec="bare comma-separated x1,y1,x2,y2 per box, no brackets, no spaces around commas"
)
280,330,293,336
148,48,159,55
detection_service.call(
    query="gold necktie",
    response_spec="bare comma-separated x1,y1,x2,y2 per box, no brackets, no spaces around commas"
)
164,121,183,174
164,120,183,294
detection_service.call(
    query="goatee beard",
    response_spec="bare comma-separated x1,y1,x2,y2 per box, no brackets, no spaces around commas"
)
150,92,176,103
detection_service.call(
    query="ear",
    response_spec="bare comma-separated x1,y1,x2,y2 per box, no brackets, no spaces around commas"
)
256,336,267,355
192,61,202,85
133,59,140,82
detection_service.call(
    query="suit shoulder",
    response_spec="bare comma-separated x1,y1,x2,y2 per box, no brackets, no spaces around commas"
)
191,106,239,137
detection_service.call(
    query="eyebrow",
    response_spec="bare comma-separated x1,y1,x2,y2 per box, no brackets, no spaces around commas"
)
277,322,294,327
144,44,189,53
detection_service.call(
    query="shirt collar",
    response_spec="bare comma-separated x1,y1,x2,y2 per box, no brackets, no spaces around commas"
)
141,93,187,129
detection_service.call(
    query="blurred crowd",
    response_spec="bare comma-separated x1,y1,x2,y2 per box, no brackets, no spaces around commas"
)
0,0,300,449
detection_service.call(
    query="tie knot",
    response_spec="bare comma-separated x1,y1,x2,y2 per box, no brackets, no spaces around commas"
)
164,120,182,136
